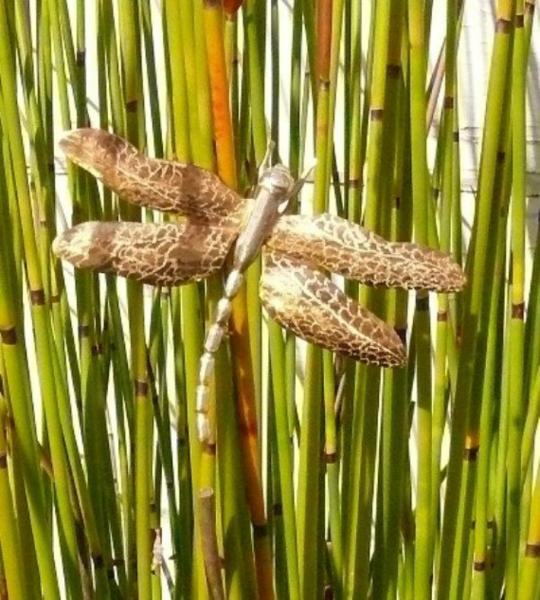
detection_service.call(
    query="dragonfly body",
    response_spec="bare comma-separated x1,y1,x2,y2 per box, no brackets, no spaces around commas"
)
54,129,466,443
196,164,295,441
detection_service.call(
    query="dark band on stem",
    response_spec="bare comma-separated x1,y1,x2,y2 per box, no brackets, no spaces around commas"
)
473,560,486,571
496,150,506,163
495,18,512,33
78,324,90,337
416,296,429,311
324,450,337,464
515,14,524,27
30,289,45,305
203,441,216,455
370,108,384,121
387,64,401,78
525,543,540,557
76,50,86,66
463,446,479,461
134,379,148,396
0,327,17,345
319,79,331,91
92,554,104,569
0,453,7,469
253,523,268,538
437,310,448,322
443,96,454,109
511,302,525,319
126,99,138,113
92,343,103,356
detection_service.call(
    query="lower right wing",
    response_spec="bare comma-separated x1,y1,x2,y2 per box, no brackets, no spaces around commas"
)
259,252,406,367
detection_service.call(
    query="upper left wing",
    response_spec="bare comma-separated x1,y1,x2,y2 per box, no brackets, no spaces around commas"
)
60,128,247,225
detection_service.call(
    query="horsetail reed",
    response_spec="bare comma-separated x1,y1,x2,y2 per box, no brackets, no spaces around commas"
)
0,2,538,599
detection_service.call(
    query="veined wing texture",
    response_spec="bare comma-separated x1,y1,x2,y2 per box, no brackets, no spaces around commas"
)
266,213,466,293
53,221,238,287
60,128,247,225
259,252,406,367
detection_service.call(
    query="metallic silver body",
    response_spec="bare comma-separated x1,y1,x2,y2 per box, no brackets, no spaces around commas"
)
195,165,295,442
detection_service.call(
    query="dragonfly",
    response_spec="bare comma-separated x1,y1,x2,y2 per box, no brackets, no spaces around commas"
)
53,128,466,442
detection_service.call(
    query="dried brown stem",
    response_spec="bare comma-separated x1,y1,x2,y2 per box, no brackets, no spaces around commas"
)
198,487,224,600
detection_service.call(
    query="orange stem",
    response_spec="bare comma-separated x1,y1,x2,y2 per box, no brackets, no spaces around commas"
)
203,2,274,597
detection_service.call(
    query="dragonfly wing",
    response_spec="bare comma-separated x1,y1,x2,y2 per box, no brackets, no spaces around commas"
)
60,128,246,225
53,221,237,286
260,252,406,366
267,213,466,293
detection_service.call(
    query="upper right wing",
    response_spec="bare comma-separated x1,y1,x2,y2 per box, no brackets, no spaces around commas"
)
266,213,466,293
60,128,247,225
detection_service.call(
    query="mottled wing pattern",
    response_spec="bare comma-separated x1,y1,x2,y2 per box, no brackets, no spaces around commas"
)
260,252,406,366
266,213,465,293
53,221,238,286
60,128,247,225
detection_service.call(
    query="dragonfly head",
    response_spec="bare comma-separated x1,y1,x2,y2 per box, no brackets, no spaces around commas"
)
259,164,295,213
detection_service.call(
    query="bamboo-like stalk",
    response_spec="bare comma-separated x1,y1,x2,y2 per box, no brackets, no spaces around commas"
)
519,384,540,599
505,1,527,595
322,1,345,596
372,6,408,598
296,0,334,596
242,0,265,426
408,3,434,597
431,4,460,559
344,1,391,596
470,188,508,599
116,3,154,598
0,353,26,600
437,2,515,596
163,2,208,596
340,0,363,547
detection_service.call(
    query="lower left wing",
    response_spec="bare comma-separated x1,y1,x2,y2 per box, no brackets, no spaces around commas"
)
53,220,237,287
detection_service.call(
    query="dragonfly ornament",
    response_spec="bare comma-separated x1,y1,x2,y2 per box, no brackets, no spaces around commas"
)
53,129,465,442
